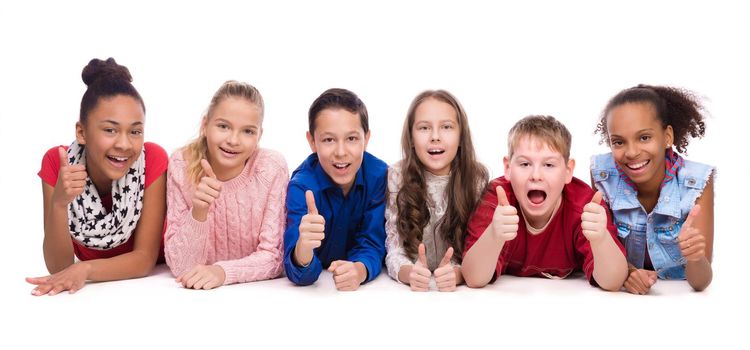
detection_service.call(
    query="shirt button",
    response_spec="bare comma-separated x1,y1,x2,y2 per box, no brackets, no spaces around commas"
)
687,178,696,186
599,171,607,179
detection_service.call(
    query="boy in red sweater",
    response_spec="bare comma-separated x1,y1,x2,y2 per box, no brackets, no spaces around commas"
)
462,115,627,291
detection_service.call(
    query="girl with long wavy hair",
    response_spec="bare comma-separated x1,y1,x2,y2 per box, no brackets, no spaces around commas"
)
385,90,488,291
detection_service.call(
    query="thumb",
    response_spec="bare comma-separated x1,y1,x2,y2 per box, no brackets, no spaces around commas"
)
305,190,318,215
683,204,701,230
495,186,510,207
438,247,453,268
590,191,603,205
201,159,217,179
417,243,427,267
58,147,69,166
328,260,341,272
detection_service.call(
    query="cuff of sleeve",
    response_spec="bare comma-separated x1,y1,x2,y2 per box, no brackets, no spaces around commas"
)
214,261,237,285
185,214,211,239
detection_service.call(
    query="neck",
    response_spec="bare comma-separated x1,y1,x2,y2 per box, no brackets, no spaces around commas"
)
523,196,562,232
86,162,111,196
636,170,664,199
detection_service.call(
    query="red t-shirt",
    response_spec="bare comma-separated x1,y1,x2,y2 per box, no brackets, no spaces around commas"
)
464,176,624,285
38,142,168,261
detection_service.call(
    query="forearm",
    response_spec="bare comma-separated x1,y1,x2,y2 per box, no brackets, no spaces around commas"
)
215,248,283,284
462,227,504,288
83,249,158,282
685,257,712,291
590,237,628,291
43,202,75,273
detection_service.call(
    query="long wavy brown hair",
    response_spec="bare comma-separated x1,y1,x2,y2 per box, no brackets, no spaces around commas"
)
396,90,488,261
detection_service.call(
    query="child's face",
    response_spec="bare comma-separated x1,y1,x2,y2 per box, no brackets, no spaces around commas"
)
606,102,673,187
411,98,460,176
76,95,145,189
202,97,263,180
504,136,574,228
307,108,370,196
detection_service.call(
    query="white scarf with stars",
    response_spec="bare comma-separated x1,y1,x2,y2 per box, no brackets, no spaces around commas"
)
66,142,145,250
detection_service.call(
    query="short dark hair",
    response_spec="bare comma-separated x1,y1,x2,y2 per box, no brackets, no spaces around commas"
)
80,57,144,124
308,88,369,135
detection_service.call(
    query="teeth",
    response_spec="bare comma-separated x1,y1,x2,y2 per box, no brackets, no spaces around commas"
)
627,160,648,170
428,149,445,154
220,147,239,154
334,163,349,169
109,156,128,162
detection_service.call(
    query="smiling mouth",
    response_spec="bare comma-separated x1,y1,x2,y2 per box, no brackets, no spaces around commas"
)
626,160,649,170
527,190,547,205
333,162,351,170
219,146,240,155
427,148,445,155
107,155,129,163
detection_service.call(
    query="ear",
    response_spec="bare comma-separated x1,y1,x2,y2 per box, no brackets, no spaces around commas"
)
75,121,86,145
664,125,674,149
363,130,371,150
503,156,511,177
200,115,209,136
306,131,317,153
565,158,576,184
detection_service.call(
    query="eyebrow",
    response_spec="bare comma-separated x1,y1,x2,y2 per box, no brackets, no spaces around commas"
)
100,120,143,126
609,128,654,138
213,118,259,129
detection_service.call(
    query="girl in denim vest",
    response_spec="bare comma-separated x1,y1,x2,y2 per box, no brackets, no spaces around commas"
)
591,85,714,294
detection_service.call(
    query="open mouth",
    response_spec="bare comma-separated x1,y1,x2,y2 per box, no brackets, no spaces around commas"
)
527,190,547,205
333,162,351,170
427,148,445,156
107,155,129,163
626,160,649,171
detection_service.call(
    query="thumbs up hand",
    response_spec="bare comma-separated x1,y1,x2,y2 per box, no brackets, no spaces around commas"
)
677,205,706,262
52,147,88,207
192,159,223,222
434,247,457,292
491,186,519,243
581,191,609,244
294,190,326,267
408,243,431,292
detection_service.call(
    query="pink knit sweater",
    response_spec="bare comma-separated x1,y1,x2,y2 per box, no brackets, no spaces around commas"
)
164,148,288,285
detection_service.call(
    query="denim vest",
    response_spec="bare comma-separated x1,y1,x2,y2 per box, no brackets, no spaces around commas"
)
590,153,714,280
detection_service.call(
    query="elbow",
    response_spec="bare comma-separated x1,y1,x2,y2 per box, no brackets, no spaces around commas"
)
599,281,623,292
464,274,490,289
689,276,712,292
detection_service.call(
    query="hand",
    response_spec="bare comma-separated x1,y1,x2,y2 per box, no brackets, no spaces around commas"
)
623,268,657,295
176,264,226,290
491,186,519,242
26,262,91,296
434,246,457,292
52,147,87,207
409,243,432,292
328,260,365,291
581,191,609,244
294,190,325,267
677,205,706,262
192,159,222,222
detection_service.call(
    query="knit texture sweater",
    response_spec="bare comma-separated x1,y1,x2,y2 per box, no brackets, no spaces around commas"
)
164,148,289,284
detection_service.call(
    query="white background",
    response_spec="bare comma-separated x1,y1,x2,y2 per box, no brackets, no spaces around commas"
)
1,1,748,349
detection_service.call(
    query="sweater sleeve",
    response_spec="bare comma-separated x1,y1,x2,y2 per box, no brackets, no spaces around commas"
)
384,166,413,283
214,155,288,284
163,153,212,277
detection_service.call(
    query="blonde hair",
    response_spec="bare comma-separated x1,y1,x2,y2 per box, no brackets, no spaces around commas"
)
184,80,265,184
507,115,572,161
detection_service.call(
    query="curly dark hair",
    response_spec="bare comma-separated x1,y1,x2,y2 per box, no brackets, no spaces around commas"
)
595,84,707,154
80,58,144,124
396,90,488,262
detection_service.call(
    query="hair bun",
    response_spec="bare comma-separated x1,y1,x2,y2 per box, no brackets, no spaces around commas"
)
81,57,133,86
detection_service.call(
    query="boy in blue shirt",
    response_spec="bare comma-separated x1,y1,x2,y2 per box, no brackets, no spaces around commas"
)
284,88,387,290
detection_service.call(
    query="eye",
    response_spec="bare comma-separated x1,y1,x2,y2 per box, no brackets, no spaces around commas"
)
519,162,530,167
417,125,429,131
441,124,454,130
610,140,623,147
639,135,651,142
104,128,117,134
322,137,334,143
131,130,143,136
244,129,255,135
217,123,229,130
347,136,359,142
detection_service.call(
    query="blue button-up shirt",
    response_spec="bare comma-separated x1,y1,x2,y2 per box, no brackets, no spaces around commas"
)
283,152,387,286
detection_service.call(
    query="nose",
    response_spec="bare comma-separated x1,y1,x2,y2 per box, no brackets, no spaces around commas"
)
530,164,543,181
431,127,440,142
625,143,639,159
334,140,346,157
115,132,132,151
227,131,240,146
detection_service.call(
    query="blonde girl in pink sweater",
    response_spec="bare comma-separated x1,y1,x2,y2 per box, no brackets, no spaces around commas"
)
164,81,289,289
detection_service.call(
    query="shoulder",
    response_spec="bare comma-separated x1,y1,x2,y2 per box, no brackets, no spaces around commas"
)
387,161,404,192
363,152,389,176
253,148,290,182
678,158,715,190
41,145,66,169
289,154,319,190
144,142,168,164
563,177,596,214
